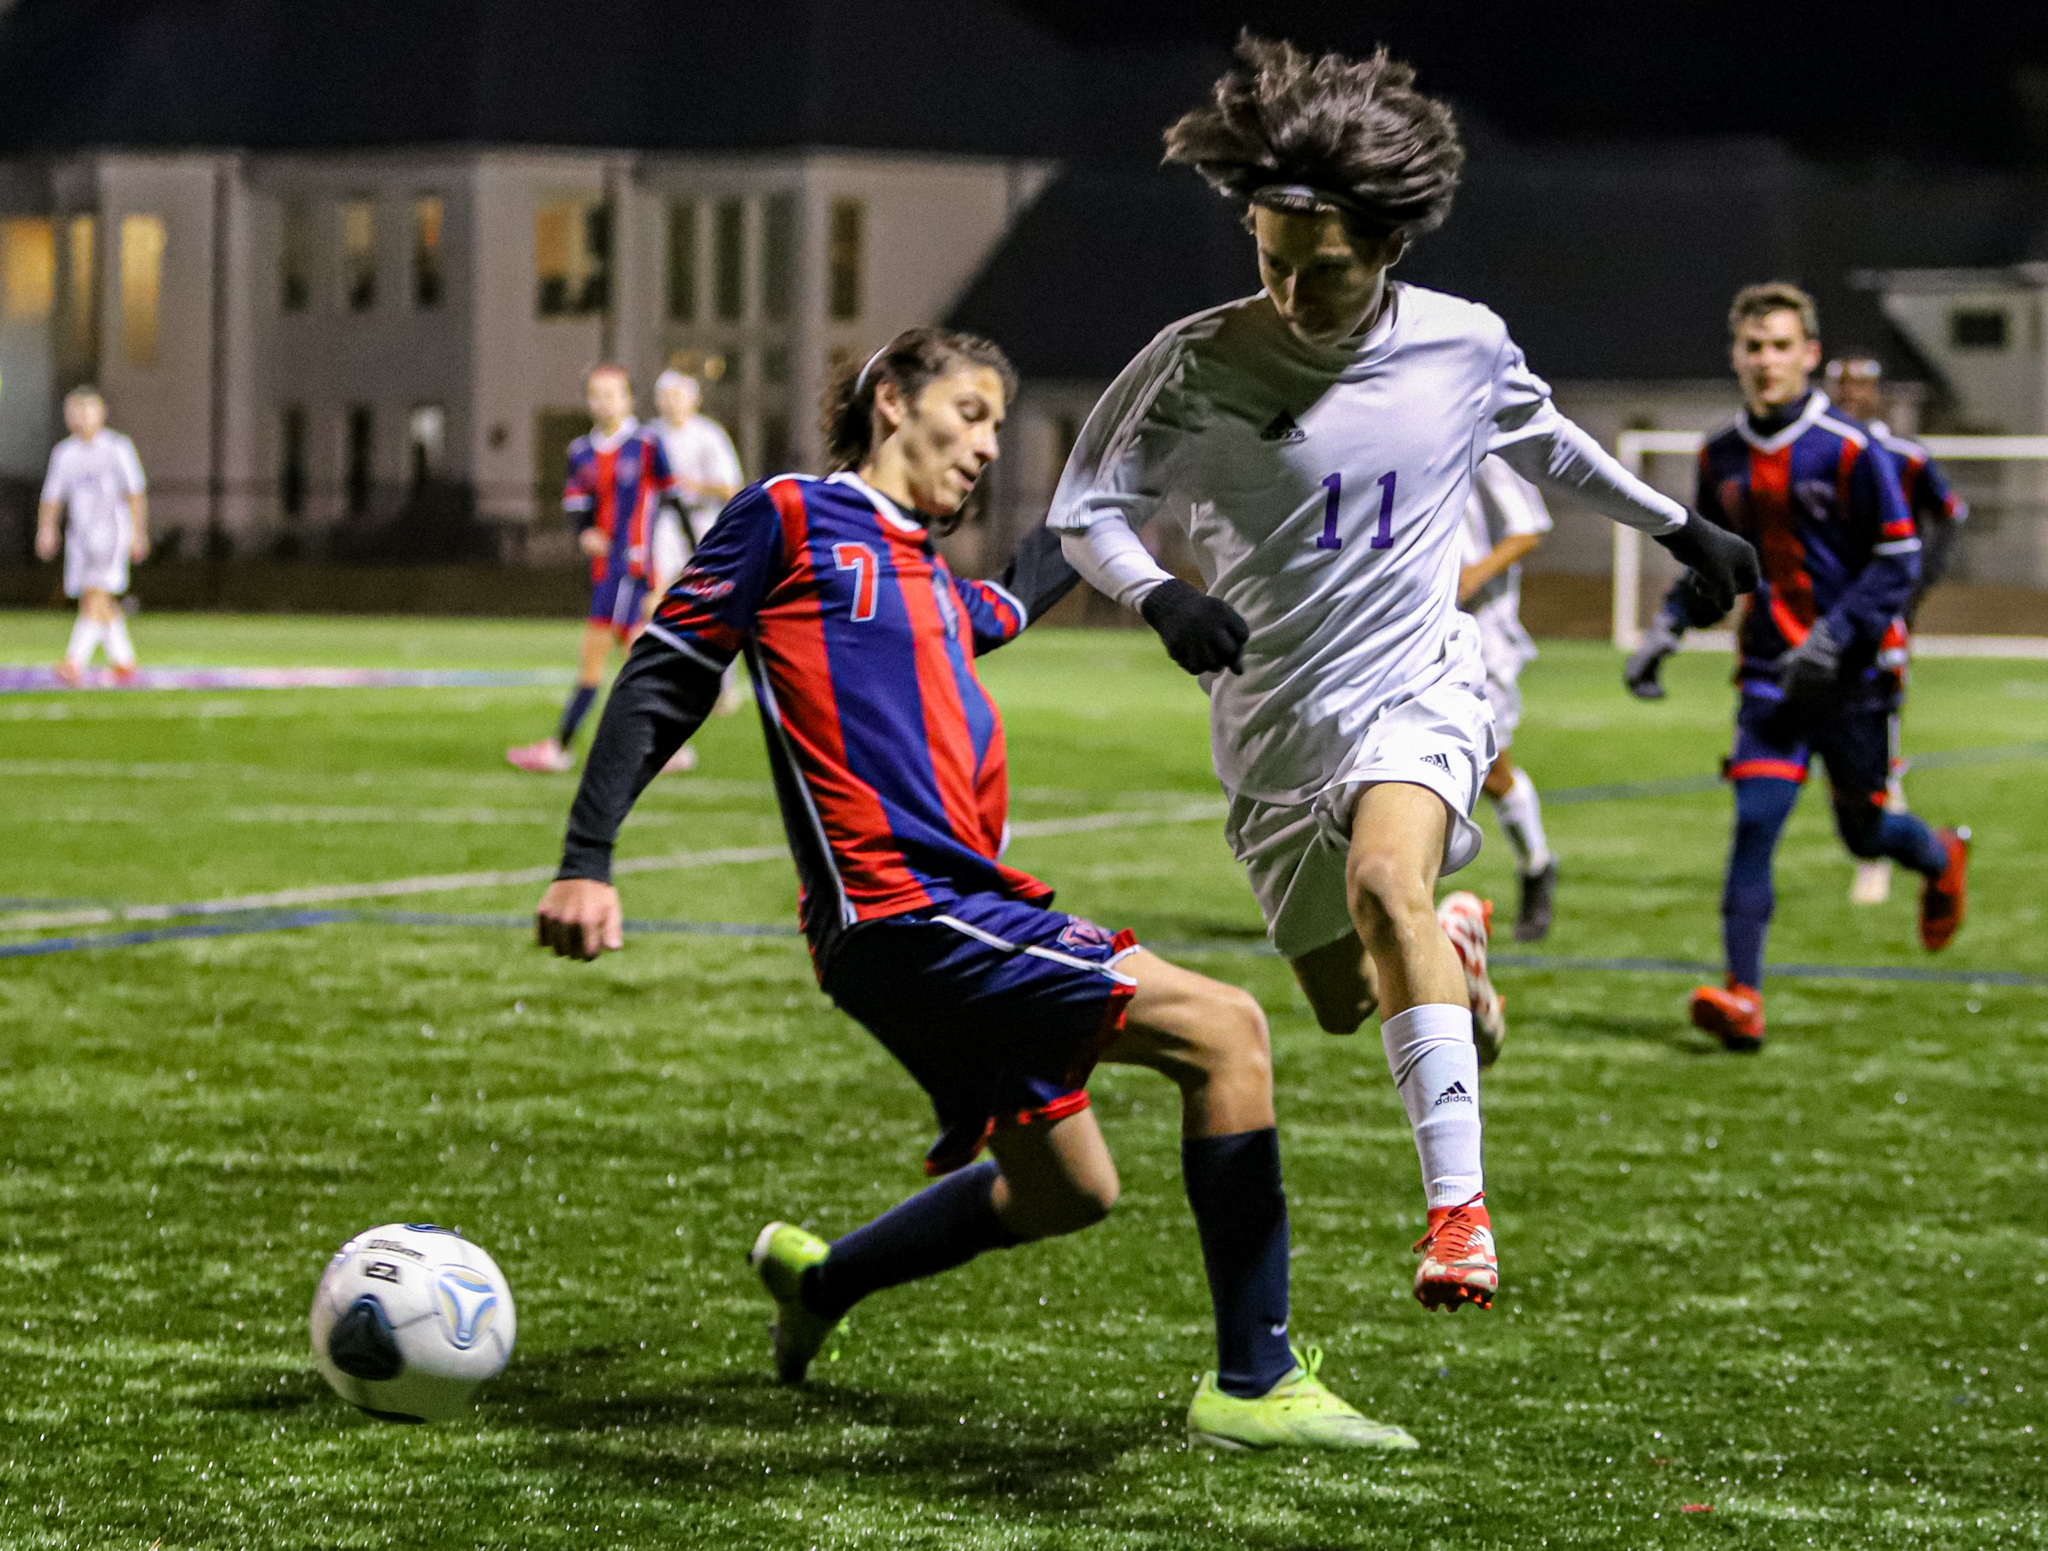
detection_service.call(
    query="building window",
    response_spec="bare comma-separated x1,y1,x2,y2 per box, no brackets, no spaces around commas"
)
341,199,376,311
413,196,444,310
408,404,446,488
280,404,308,518
1950,308,2008,351
827,197,862,321
280,202,310,312
120,214,165,367
762,193,795,322
762,345,790,386
713,198,745,322
345,404,374,515
760,412,792,476
535,198,610,317
1,218,54,320
65,215,98,362
666,201,697,323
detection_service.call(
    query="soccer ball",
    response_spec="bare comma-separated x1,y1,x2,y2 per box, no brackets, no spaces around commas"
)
309,1223,516,1423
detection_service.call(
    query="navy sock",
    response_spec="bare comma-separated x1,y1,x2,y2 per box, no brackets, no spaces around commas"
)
556,684,598,747
801,1161,1021,1322
1181,1128,1295,1399
1722,777,1797,987
1876,811,1951,877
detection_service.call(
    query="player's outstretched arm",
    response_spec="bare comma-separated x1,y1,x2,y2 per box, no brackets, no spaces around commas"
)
964,522,1084,657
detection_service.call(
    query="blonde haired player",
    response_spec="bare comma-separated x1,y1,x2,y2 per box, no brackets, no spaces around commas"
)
647,369,745,719
37,386,148,685
1050,38,1756,1312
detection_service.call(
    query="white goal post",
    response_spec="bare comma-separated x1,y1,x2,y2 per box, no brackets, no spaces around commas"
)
1612,430,2048,659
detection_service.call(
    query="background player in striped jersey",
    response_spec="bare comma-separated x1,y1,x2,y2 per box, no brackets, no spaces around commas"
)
507,364,676,773
1460,456,1560,941
1625,285,1969,1051
37,385,148,685
533,328,1415,1452
1051,38,1758,1312
1824,356,1970,906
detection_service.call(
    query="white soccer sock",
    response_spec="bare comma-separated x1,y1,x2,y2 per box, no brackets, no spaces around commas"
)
1381,1003,1484,1208
1489,767,1552,876
103,613,136,668
65,615,106,667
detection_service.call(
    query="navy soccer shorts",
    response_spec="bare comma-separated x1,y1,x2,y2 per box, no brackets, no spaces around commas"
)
589,568,650,641
1726,685,1894,806
821,892,1141,1176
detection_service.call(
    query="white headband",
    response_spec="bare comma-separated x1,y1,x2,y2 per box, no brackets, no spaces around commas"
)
854,345,889,395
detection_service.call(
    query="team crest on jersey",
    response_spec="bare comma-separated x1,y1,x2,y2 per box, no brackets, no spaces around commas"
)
934,583,960,639
1056,918,1116,953
675,570,734,602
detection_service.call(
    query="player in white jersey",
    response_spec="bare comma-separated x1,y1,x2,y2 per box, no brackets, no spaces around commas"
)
1460,457,1559,941
36,386,149,686
1050,38,1758,1313
649,369,746,727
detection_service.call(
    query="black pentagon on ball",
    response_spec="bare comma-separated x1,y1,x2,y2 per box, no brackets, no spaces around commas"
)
328,1294,405,1381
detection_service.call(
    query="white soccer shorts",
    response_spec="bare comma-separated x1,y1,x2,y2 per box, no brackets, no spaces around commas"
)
64,518,131,599
1223,632,1496,961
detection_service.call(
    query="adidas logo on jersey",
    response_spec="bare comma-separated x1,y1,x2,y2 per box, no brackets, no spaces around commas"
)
1433,1081,1474,1108
1422,751,1453,773
1259,411,1307,444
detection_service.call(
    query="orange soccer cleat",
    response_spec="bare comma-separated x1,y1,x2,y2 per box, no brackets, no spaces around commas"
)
1413,1193,1497,1312
1689,981,1764,1053
1437,891,1505,1067
1919,826,1970,952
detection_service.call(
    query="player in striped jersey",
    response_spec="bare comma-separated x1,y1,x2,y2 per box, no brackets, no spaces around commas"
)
1625,286,1969,1051
533,328,1416,1452
1824,356,1971,905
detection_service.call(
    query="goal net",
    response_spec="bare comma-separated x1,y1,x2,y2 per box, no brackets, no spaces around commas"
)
1611,431,2048,659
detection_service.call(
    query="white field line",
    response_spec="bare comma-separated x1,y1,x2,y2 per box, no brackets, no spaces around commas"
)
0,801,1226,932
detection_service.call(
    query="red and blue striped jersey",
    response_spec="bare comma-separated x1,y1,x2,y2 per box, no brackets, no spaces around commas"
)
648,472,1044,955
1694,391,1920,691
564,418,674,584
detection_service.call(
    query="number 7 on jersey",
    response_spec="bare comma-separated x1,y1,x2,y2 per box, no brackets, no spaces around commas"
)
1316,472,1397,552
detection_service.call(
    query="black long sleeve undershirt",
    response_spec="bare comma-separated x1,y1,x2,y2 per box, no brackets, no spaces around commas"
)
557,635,723,882
983,521,1083,647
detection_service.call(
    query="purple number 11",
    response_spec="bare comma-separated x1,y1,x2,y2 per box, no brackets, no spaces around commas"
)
1315,470,1398,552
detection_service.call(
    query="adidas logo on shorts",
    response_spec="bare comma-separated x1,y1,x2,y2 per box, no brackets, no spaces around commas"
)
1422,751,1453,773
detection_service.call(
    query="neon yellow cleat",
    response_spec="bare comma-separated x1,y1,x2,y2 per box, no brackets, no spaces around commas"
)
747,1221,838,1384
1186,1346,1419,1453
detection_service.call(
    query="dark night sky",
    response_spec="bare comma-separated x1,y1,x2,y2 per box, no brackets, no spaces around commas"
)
1019,1,2048,167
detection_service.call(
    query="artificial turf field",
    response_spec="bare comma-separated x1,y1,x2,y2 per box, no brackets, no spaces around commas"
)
2,613,2046,1550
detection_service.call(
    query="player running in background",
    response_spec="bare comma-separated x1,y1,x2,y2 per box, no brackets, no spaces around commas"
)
1460,456,1559,941
1824,356,1970,906
507,365,675,774
648,368,745,716
534,328,1415,1452
37,386,147,685
1623,285,1968,1052
1050,38,1757,1312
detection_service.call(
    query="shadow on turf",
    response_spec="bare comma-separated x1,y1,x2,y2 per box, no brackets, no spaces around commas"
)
1529,1008,1723,1055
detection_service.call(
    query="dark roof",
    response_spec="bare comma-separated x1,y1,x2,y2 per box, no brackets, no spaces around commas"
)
953,126,2048,383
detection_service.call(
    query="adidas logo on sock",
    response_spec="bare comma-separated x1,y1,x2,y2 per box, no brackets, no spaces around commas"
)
1260,411,1307,444
1423,751,1453,773
1433,1081,1474,1108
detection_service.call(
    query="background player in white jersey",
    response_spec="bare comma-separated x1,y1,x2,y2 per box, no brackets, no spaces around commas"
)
1460,457,1559,941
36,386,148,686
648,369,746,721
1050,38,1758,1313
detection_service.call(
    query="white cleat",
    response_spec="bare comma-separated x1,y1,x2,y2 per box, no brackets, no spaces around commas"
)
1437,891,1505,1067
1850,860,1892,905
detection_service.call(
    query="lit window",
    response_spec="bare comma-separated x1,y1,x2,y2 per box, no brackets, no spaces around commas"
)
409,403,446,487
713,199,745,322
828,197,862,322
535,198,610,317
413,196,444,310
65,216,97,359
280,404,308,518
666,202,696,323
341,199,376,312
280,202,310,312
1,218,54,320
345,404,374,515
120,214,165,367
763,193,795,322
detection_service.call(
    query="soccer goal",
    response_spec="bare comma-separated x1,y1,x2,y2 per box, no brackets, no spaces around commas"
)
1612,430,2048,659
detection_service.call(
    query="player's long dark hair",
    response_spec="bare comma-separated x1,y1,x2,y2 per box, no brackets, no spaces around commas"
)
819,327,1018,512
1163,34,1464,242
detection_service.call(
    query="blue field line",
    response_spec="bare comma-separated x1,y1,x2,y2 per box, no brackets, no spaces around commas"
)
0,910,355,958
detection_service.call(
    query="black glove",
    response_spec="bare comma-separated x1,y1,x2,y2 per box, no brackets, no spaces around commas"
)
1139,578,1248,676
1653,511,1759,615
1623,616,1683,701
1777,615,1843,707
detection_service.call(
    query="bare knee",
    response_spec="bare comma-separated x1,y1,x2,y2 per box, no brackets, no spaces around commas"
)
1183,980,1272,1090
1001,1169,1118,1240
1347,848,1435,947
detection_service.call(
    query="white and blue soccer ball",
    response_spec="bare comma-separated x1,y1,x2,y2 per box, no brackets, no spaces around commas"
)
309,1223,516,1423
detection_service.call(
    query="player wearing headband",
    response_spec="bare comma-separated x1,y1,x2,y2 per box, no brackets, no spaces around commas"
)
1050,38,1757,1312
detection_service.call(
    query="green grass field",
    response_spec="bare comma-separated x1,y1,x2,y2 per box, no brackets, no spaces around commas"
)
2,612,2046,1549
